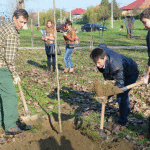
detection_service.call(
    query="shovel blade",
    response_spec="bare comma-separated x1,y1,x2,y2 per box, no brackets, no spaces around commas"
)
93,81,123,96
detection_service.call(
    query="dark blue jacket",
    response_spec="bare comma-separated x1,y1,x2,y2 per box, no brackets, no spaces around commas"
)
97,43,139,88
146,30,150,66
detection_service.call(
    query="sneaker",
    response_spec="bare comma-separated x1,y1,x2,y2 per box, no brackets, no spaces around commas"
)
63,68,69,73
69,68,74,73
5,126,22,135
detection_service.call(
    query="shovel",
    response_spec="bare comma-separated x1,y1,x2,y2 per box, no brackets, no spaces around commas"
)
18,81,39,124
94,80,143,97
95,80,143,140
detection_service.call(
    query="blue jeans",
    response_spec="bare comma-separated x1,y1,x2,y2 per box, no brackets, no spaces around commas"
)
45,44,55,63
117,71,139,125
64,46,74,69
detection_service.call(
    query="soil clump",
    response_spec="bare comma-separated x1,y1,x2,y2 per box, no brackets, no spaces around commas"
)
93,80,123,96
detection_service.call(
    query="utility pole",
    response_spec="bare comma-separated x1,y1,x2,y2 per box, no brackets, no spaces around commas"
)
60,9,62,24
70,7,71,21
38,11,40,27
111,0,113,29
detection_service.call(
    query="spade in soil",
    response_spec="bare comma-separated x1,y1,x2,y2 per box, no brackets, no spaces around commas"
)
93,80,143,97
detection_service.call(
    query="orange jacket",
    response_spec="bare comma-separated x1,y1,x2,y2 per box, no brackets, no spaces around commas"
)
64,28,76,44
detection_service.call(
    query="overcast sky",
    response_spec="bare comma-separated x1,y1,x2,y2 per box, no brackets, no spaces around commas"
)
0,0,136,16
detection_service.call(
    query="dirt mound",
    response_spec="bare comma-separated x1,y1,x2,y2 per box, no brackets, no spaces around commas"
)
93,80,123,96
1,117,136,150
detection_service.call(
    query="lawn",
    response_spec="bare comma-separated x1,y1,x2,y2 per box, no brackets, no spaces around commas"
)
20,19,147,47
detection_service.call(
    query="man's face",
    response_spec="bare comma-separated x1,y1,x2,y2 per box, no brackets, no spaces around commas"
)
142,18,150,30
96,56,107,68
13,15,27,30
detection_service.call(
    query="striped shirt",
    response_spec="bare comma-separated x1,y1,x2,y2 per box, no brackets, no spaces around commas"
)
0,20,20,79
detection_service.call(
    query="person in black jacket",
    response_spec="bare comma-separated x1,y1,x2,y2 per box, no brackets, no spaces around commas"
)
90,43,139,126
140,7,150,138
140,7,150,84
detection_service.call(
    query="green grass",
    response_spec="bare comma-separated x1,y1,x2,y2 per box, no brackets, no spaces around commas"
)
20,19,147,47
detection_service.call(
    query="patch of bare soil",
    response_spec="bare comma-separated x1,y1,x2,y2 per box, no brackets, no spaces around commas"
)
1,116,136,150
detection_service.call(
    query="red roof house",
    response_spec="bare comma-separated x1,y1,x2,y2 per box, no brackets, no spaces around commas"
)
120,0,150,15
71,8,86,15
71,8,86,20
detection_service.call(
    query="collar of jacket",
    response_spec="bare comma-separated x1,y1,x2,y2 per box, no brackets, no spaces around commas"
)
68,27,76,32
103,55,110,74
11,20,20,34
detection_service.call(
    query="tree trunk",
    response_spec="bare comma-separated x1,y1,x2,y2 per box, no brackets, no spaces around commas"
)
17,0,25,9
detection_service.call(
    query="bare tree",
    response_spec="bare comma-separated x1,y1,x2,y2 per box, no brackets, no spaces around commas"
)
17,0,25,9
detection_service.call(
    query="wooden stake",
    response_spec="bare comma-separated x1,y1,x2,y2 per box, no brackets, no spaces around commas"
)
31,19,34,50
90,27,93,49
53,0,62,133
99,80,107,135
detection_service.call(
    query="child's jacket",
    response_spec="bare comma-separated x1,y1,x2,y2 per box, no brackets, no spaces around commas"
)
97,43,139,88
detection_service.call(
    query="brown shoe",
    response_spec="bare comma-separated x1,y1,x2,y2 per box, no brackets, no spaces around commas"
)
63,68,69,73
69,68,74,73
5,126,22,135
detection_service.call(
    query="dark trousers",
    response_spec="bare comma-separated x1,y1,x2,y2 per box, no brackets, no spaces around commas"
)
45,44,55,63
117,70,139,125
148,117,150,132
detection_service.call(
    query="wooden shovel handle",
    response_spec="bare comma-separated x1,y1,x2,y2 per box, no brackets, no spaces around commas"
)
121,80,143,91
17,81,30,116
100,100,106,134
100,80,107,135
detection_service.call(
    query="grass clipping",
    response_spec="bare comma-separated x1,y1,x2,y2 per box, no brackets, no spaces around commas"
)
93,80,123,97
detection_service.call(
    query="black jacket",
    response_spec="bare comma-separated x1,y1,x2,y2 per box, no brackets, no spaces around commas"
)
146,30,150,66
97,43,139,88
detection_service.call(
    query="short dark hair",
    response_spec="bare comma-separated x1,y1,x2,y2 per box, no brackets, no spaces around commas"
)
140,7,150,21
65,19,72,26
90,47,106,63
13,9,29,20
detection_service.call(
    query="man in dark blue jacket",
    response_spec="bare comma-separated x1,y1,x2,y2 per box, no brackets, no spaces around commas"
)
90,43,139,125
140,7,150,138
140,7,150,85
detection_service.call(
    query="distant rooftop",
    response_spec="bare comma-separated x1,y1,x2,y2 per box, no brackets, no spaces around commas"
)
121,0,150,10
71,8,86,15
